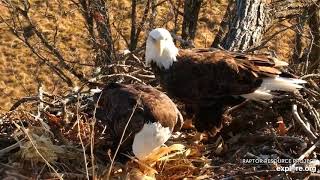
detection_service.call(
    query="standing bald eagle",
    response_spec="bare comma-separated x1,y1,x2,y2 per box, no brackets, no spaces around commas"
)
95,83,183,159
145,28,306,133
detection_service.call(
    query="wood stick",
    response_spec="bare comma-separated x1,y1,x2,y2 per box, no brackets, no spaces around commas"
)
289,139,320,169
292,104,317,141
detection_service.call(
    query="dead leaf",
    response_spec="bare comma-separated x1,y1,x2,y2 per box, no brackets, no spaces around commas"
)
277,117,288,136
45,112,63,127
182,119,194,129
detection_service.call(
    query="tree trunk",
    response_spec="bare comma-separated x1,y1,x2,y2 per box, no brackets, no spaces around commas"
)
292,20,304,64
149,0,158,30
129,0,151,51
211,1,234,48
214,0,315,52
220,0,269,51
129,0,138,51
307,2,320,72
181,0,203,47
79,0,94,39
94,0,114,63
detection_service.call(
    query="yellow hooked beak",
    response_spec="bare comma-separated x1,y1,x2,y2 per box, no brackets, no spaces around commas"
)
156,39,165,56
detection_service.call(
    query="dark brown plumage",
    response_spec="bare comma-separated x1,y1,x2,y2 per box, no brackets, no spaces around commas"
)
146,28,305,134
151,48,286,104
149,48,304,133
94,83,183,159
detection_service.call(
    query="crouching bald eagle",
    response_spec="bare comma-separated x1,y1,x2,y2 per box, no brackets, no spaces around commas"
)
145,28,306,133
94,83,183,159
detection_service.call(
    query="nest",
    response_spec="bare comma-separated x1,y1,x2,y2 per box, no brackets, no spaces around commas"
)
0,55,319,179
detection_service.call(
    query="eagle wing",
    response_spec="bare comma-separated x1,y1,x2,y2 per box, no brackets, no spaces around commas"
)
179,48,282,76
97,83,146,151
158,48,286,103
96,83,182,151
133,84,183,132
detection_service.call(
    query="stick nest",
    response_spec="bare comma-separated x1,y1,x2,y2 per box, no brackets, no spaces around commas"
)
0,56,320,179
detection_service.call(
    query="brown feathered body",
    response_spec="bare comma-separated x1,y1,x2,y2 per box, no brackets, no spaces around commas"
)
152,48,287,103
150,48,302,132
95,83,183,158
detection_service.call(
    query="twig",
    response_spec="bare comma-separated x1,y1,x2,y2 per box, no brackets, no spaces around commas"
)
13,122,63,180
90,92,103,179
4,171,30,180
303,28,314,74
0,14,74,86
270,149,294,159
0,141,20,157
152,0,168,9
48,173,88,179
37,83,44,116
111,22,130,47
312,100,320,108
62,100,68,123
246,23,303,53
292,104,317,141
9,94,64,111
131,53,143,64
298,97,320,132
239,135,308,151
170,33,195,48
136,74,155,79
309,79,320,92
310,173,320,178
75,94,89,180
290,139,320,169
9,96,39,111
1,5,90,85
222,170,287,180
301,74,320,79
303,88,320,99
297,107,312,128
224,99,249,115
99,74,145,84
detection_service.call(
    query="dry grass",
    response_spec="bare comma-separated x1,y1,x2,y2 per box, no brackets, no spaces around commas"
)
0,0,92,112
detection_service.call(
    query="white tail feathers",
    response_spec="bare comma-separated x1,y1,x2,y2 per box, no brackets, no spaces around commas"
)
259,77,306,92
241,90,273,101
241,76,306,101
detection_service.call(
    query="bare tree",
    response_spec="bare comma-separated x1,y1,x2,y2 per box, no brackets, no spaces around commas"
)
219,0,270,51
75,0,115,67
211,1,234,48
307,1,320,72
129,0,151,51
213,0,316,52
181,0,203,47
292,17,305,65
0,0,90,87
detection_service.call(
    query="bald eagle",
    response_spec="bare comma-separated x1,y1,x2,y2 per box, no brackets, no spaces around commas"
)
145,28,306,133
95,83,183,159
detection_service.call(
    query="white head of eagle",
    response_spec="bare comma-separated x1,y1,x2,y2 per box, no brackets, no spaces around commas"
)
146,28,178,69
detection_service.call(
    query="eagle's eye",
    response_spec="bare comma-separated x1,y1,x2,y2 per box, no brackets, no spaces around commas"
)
150,36,156,42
